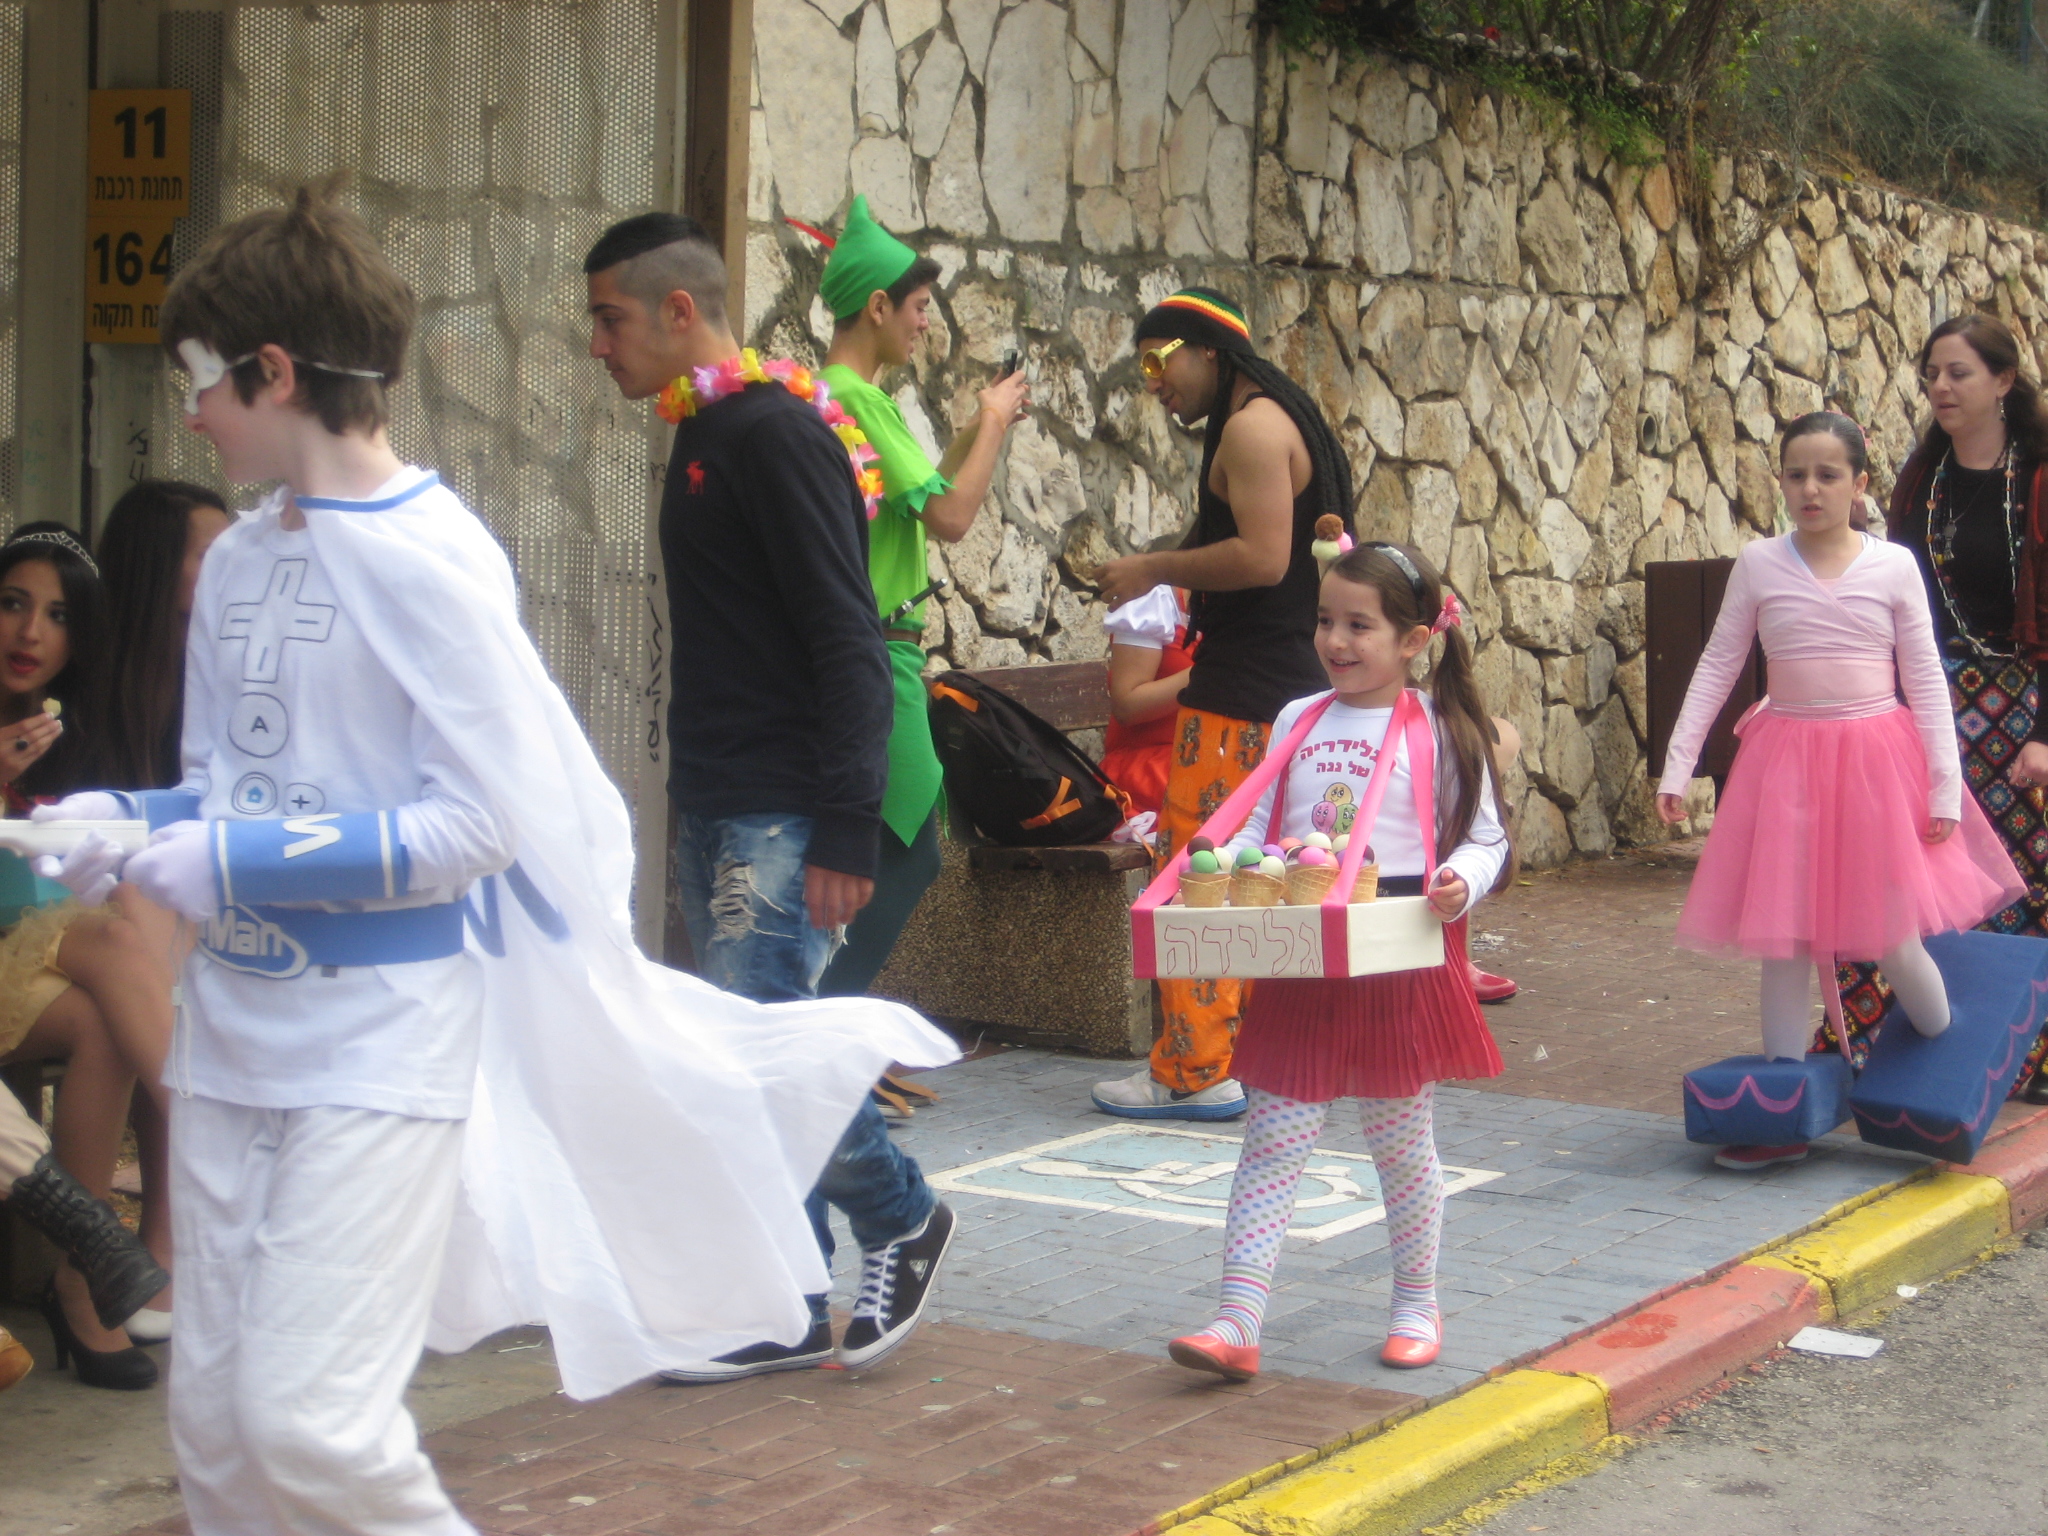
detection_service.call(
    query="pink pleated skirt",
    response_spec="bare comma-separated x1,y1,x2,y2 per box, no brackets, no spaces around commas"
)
1677,704,2025,961
1231,918,1504,1102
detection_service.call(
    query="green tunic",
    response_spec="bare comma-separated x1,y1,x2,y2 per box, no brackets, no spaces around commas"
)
823,364,950,846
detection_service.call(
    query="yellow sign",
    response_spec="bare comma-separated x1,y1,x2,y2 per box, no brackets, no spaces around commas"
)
88,89,192,216
85,217,176,345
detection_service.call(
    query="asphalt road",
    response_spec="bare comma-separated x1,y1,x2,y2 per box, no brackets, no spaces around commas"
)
1462,1229,2048,1536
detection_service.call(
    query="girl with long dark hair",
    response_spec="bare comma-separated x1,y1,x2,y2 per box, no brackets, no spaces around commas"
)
95,480,232,788
1167,541,1509,1380
0,525,177,1388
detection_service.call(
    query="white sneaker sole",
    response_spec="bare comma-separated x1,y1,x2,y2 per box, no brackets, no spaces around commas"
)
835,1212,957,1372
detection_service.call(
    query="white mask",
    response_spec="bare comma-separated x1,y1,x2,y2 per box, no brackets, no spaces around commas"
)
178,338,256,416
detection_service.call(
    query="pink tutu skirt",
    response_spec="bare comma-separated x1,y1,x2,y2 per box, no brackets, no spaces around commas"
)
1677,704,2025,961
1231,918,1504,1102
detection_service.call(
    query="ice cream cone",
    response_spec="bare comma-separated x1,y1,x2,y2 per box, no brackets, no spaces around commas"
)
1286,862,1340,905
1351,864,1380,902
1180,869,1230,907
1230,871,1285,907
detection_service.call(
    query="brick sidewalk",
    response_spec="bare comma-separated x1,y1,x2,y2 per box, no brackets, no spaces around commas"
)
119,852,1962,1536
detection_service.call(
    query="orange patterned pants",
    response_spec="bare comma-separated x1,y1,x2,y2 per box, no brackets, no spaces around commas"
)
1149,707,1270,1091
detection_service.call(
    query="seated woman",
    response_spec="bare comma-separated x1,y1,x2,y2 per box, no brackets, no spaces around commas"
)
85,479,232,1342
0,524,178,1389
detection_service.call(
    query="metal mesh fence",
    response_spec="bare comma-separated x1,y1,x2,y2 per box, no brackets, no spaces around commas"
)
155,1,670,920
0,6,24,531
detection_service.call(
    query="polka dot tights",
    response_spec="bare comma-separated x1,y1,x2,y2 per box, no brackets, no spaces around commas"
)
1193,1085,1444,1350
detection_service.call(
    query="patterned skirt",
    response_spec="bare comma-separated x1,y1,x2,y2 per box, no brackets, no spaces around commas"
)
1817,644,2048,1089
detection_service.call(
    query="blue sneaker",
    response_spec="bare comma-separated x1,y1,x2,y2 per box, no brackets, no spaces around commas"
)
1091,1067,1248,1120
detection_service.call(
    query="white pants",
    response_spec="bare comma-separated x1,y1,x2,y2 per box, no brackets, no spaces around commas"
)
169,1095,475,1536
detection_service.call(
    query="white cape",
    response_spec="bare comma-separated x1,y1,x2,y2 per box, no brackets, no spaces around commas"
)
296,477,957,1400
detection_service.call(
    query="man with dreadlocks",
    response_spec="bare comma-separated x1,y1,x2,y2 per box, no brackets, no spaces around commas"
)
1091,287,1353,1120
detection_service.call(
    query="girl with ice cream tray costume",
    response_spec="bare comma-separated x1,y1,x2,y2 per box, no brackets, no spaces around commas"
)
1167,541,1509,1382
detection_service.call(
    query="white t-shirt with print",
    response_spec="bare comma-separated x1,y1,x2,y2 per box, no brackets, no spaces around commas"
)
173,470,515,1119
1236,690,1509,918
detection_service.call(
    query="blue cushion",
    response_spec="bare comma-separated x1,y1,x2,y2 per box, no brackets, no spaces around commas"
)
1682,1053,1854,1146
1850,930,2048,1163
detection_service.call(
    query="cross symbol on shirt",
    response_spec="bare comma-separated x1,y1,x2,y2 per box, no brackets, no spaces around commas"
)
221,560,336,683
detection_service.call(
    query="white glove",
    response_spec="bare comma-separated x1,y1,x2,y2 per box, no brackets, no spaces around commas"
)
123,821,218,923
31,832,126,908
30,792,126,823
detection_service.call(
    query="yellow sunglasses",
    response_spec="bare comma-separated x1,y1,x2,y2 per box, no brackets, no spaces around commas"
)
1139,338,1185,381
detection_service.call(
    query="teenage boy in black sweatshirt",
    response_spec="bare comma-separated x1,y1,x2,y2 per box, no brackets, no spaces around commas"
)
585,213,953,1377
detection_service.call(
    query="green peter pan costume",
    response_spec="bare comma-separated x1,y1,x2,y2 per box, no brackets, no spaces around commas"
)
816,197,948,853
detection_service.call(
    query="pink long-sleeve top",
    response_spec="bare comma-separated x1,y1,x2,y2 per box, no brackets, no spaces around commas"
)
1657,533,1963,820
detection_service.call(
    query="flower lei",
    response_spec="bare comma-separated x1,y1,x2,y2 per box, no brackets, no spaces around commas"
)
656,349,884,519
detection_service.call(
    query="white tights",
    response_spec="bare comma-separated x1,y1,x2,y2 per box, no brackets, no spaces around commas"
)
1760,937,1949,1060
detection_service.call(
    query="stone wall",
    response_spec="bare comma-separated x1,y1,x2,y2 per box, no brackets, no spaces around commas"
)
740,5,2048,864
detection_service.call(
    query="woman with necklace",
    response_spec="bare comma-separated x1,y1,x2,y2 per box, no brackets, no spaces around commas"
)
1821,313,2048,1101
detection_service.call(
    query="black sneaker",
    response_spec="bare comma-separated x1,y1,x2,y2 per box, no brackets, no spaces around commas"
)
835,1202,957,1370
657,1316,833,1384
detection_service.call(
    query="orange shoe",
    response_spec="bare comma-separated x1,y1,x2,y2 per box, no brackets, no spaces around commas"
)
1168,1332,1260,1382
1379,1333,1440,1369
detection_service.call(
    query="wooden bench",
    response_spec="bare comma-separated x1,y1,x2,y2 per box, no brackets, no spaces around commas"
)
870,660,1159,1058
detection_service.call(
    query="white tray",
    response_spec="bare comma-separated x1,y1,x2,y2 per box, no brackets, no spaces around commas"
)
0,819,150,858
1137,892,1445,980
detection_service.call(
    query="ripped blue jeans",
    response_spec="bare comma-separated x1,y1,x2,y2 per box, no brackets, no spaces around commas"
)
673,811,836,1002
673,810,934,1324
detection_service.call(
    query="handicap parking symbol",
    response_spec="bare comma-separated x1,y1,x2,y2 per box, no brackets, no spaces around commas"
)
931,1125,1502,1241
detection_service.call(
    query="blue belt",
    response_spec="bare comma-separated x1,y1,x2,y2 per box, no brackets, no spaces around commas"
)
199,900,465,979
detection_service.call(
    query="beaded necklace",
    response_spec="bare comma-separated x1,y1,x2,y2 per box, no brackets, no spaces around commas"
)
656,349,883,519
1925,441,2020,660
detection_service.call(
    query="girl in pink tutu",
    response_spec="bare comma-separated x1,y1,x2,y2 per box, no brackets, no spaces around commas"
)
1168,542,1510,1382
1658,411,2024,1170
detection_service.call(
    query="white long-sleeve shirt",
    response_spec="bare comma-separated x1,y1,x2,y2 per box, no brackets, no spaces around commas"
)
1238,690,1510,918
174,471,516,1117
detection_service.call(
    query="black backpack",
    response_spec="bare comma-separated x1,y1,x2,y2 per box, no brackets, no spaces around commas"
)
927,671,1132,846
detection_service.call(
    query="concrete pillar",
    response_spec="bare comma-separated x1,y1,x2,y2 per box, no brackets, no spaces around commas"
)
15,0,88,530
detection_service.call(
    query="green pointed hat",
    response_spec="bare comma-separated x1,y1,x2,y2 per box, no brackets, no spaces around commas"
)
818,195,920,321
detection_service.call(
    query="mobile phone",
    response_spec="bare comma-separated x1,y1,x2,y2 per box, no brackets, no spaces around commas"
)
1000,349,1020,379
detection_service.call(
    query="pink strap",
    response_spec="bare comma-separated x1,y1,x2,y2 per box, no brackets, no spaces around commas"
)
1318,692,1435,976
1818,953,1852,1067
1129,693,1342,977
1129,689,1439,983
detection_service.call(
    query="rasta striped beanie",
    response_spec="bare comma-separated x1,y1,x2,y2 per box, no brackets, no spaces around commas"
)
1135,287,1256,356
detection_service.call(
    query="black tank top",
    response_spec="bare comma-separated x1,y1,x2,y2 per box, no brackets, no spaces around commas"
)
1178,392,1329,724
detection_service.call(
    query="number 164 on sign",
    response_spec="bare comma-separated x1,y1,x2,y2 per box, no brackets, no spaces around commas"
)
86,217,175,345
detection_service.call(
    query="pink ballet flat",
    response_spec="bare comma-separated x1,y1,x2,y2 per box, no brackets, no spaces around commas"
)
1379,1334,1440,1369
1713,1143,1809,1171
1168,1333,1260,1382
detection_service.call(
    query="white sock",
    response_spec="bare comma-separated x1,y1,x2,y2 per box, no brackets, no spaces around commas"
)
1880,936,1951,1038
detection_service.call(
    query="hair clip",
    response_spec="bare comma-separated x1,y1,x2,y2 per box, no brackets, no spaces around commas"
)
1431,590,1463,636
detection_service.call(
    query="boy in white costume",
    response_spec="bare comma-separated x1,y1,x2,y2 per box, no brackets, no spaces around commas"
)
37,190,953,1534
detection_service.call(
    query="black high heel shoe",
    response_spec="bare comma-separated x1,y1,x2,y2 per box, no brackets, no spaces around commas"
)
38,1281,157,1391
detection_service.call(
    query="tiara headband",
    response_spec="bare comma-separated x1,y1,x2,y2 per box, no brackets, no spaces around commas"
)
2,528,99,577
